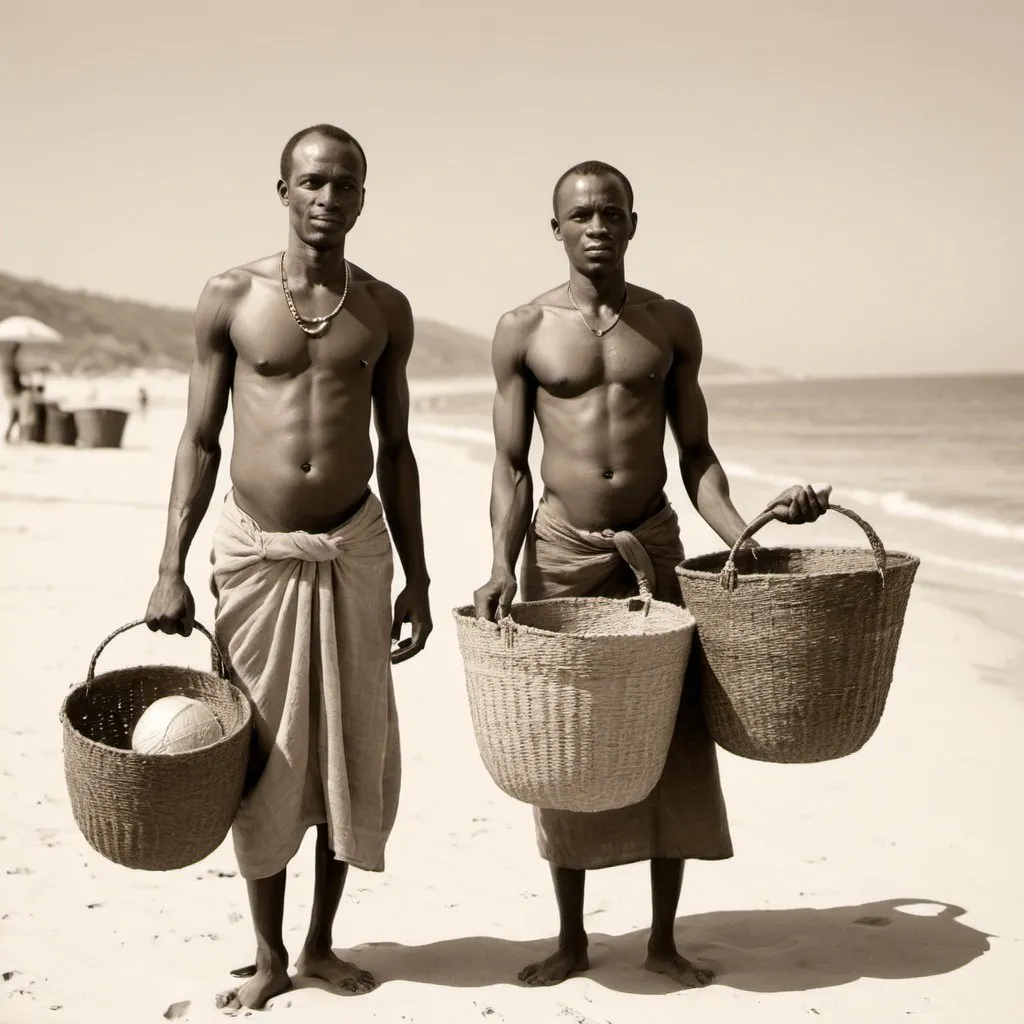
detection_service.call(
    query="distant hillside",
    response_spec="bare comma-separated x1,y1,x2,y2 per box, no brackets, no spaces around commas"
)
0,271,492,378
0,270,749,378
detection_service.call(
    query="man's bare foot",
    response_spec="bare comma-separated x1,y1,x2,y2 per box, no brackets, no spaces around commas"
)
517,944,589,987
215,957,292,1012
644,949,715,988
295,950,378,995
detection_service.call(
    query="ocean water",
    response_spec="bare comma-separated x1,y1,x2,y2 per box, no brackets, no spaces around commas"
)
417,372,1024,597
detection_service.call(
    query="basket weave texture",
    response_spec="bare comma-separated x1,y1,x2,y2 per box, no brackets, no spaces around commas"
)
453,586,695,813
675,504,920,764
60,620,253,871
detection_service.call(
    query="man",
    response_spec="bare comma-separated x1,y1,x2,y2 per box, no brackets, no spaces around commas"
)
473,160,829,988
2,343,24,442
145,124,432,1012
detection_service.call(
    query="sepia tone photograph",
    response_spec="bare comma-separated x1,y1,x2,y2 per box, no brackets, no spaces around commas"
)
1,1,1020,1021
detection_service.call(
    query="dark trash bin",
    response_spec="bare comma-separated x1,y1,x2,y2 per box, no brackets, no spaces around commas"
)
74,408,129,449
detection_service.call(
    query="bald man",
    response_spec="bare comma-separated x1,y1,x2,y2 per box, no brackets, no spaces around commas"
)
474,160,829,987
145,124,432,1011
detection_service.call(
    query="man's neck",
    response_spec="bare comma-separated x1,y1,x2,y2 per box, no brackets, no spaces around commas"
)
567,266,627,313
284,237,348,287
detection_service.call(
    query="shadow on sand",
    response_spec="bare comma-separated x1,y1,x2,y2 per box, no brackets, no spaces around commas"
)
318,898,991,996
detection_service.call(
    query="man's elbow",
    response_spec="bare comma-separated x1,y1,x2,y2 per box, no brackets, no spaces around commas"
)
378,435,413,464
181,425,221,459
496,449,531,479
680,439,716,468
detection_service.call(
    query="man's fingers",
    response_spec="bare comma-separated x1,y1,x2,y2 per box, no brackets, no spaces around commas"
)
391,635,426,665
805,485,825,519
792,490,810,522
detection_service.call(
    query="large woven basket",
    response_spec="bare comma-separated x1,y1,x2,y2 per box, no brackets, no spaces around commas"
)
453,569,695,813
59,620,253,871
675,503,920,764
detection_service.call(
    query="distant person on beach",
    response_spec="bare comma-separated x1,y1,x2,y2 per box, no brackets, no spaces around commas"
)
2,343,24,442
473,160,830,988
144,123,432,1012
137,385,149,417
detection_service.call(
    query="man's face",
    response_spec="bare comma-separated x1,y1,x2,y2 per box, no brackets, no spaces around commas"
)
278,134,366,248
551,173,637,275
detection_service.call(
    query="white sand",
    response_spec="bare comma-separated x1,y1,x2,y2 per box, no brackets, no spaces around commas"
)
0,394,1020,1024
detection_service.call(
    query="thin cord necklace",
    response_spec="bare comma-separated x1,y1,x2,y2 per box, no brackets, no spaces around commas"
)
566,282,628,337
280,252,350,338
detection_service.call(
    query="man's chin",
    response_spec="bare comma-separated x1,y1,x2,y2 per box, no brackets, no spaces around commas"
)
305,228,348,250
576,256,621,276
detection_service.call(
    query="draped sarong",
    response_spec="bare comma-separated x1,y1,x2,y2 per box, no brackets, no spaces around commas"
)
209,491,401,880
520,497,733,870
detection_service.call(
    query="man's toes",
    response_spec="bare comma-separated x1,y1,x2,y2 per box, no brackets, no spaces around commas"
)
693,967,715,986
328,965,376,994
215,988,241,1012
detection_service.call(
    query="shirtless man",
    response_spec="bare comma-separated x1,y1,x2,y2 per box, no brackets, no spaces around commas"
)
473,160,828,987
145,124,432,1011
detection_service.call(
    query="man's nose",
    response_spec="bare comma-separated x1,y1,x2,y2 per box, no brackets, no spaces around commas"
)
316,184,342,209
585,218,610,236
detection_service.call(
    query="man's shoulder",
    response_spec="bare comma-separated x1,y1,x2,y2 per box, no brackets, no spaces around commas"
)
627,284,692,317
494,300,547,344
498,283,576,333
201,255,277,306
351,263,411,317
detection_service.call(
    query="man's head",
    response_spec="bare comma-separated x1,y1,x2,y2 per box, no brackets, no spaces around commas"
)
277,124,368,248
551,161,637,276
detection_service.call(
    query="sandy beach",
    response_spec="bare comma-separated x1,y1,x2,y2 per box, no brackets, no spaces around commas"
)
1,380,1021,1024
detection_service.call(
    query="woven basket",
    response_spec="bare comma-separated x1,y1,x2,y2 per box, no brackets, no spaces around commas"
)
675,503,920,764
59,620,253,871
453,568,695,813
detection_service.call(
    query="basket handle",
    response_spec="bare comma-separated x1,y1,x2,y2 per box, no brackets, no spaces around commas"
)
719,503,888,591
85,619,229,683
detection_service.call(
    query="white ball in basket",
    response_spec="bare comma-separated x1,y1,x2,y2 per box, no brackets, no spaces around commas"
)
131,695,223,755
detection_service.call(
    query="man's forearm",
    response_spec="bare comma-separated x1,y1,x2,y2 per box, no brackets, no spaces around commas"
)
489,456,533,579
377,440,430,587
157,436,222,577
681,446,751,549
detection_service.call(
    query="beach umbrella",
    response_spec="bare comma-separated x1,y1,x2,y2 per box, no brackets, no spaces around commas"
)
0,316,64,345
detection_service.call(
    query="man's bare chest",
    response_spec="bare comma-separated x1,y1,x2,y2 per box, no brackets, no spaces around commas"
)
528,317,674,398
230,286,388,379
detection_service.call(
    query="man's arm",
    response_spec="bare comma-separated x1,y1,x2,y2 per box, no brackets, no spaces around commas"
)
371,287,429,590
665,303,751,548
146,275,238,634
485,309,537,592
157,277,238,577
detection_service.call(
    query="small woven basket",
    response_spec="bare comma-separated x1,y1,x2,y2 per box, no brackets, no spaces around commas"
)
675,503,920,764
59,620,253,871
453,567,695,813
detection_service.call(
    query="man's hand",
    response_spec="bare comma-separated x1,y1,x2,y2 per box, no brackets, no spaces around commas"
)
473,571,517,622
145,573,196,636
766,483,833,524
391,582,432,665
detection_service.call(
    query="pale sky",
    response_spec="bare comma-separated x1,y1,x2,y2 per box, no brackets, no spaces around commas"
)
2,0,1020,376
